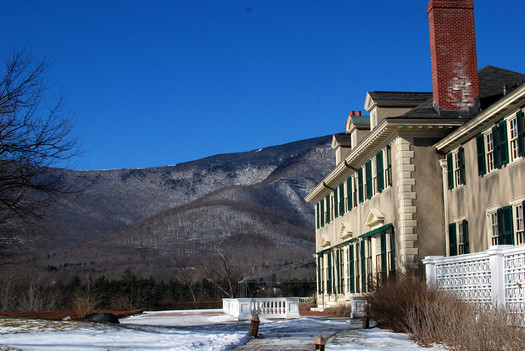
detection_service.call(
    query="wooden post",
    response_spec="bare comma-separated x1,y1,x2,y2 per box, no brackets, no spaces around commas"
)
313,334,326,351
362,312,369,329
248,315,260,337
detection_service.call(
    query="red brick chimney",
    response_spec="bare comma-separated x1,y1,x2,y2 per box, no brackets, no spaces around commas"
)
428,0,479,116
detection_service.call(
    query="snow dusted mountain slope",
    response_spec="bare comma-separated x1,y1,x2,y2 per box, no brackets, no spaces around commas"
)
1,135,333,278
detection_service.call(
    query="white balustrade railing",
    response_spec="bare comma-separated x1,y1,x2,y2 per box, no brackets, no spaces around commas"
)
222,297,300,320
423,245,525,310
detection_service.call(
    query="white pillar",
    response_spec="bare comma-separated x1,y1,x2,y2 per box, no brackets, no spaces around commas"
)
422,256,443,288
284,298,300,319
488,246,512,307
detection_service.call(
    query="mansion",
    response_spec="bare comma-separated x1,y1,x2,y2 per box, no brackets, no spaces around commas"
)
305,0,525,305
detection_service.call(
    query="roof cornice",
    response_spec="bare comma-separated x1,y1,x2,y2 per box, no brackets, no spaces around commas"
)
434,83,525,152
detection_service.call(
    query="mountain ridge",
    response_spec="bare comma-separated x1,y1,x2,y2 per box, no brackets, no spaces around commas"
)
1,135,334,280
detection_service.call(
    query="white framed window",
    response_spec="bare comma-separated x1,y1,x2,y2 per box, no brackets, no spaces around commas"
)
449,219,469,256
454,151,461,186
515,203,524,245
447,147,465,189
508,115,520,162
487,208,499,246
485,131,496,173
371,156,378,196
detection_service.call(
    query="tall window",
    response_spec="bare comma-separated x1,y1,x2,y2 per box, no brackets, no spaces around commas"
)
365,160,372,199
325,194,331,224
509,116,520,162
319,200,325,227
348,245,355,294
334,187,339,219
339,248,344,294
488,206,514,246
317,254,323,294
447,147,465,189
371,157,378,196
486,131,496,172
477,113,524,176
454,151,461,186
488,211,499,246
346,176,353,212
339,183,345,216
508,111,525,162
514,202,525,245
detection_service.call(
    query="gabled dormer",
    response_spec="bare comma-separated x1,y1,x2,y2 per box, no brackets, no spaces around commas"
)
332,134,352,165
364,92,433,131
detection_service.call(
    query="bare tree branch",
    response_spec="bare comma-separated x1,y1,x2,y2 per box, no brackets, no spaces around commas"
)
0,48,82,233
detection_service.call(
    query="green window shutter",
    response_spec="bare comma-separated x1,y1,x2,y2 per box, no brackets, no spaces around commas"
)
449,223,457,256
316,203,320,229
499,120,509,166
358,168,364,203
386,144,392,186
380,232,387,283
320,200,325,227
462,220,469,254
492,125,500,167
447,153,454,189
353,176,358,206
327,251,332,294
317,255,322,294
389,226,396,274
497,208,504,245
339,183,345,215
346,177,352,211
334,188,339,219
518,111,525,157
501,206,514,245
326,194,331,224
476,134,486,176
365,160,372,199
360,240,367,292
458,147,466,185
336,249,341,294
349,245,355,294
377,150,384,192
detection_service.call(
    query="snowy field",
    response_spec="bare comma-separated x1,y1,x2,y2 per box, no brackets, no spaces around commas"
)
0,309,444,350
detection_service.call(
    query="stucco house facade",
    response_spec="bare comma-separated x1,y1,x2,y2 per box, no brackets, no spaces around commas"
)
305,0,525,306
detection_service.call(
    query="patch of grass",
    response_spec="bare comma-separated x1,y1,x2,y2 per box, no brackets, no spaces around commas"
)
323,304,352,317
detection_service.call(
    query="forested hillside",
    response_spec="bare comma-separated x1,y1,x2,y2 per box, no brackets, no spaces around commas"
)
0,135,333,284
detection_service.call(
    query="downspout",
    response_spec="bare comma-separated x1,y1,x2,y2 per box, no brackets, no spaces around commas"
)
439,158,449,256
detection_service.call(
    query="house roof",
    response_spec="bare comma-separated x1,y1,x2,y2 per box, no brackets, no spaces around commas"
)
332,134,352,149
351,115,370,129
367,91,432,102
333,133,352,145
478,65,525,98
365,91,432,110
395,65,525,120
305,65,525,202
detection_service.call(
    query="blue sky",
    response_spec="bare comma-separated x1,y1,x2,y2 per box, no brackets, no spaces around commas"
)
1,0,524,170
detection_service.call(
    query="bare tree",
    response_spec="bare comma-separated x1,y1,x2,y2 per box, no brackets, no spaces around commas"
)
0,48,80,232
171,261,198,302
202,250,240,298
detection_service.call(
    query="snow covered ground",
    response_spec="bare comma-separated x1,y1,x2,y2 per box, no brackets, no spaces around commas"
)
0,309,444,350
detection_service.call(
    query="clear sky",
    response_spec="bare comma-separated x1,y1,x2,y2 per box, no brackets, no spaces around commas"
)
1,0,524,170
